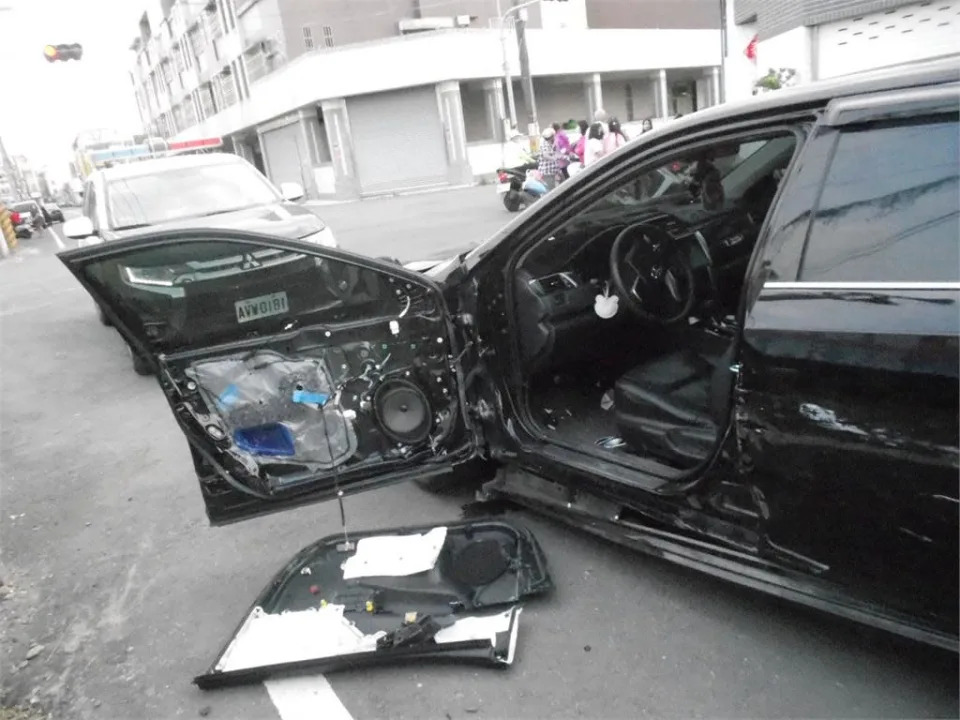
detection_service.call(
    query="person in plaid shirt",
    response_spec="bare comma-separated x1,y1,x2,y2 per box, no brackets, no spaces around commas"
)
537,127,562,190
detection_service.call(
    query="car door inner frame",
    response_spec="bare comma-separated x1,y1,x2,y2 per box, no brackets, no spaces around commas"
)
494,120,812,485
59,231,483,506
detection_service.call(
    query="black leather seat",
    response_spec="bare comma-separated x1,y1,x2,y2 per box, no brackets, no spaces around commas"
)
614,345,735,468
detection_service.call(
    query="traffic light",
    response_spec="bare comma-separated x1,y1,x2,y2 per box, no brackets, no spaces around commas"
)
43,44,83,63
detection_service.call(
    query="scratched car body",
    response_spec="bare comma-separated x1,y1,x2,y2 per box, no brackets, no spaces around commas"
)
60,57,958,680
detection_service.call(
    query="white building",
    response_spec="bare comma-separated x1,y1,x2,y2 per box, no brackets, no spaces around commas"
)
130,0,724,199
721,0,960,102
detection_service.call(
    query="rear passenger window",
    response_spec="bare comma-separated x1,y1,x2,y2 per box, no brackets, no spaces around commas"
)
800,117,959,282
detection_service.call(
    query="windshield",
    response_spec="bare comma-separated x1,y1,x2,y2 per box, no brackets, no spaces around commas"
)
11,202,36,213
105,162,280,230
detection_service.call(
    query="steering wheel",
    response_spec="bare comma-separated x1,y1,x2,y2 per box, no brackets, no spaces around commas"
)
609,222,697,325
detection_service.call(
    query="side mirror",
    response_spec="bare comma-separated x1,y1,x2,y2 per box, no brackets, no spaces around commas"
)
63,216,95,239
279,182,305,202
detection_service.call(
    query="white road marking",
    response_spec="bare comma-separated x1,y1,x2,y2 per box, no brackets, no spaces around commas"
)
48,227,66,250
264,675,353,720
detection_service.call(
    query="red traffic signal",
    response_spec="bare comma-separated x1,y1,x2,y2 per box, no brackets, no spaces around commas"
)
43,44,83,62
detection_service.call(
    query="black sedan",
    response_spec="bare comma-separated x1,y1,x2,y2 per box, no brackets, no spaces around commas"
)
57,58,958,680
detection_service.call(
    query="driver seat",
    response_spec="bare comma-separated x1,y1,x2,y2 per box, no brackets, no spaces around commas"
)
614,344,736,468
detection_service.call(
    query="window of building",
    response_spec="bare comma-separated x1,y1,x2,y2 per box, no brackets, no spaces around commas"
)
199,82,217,119
800,117,959,283
219,69,237,108
205,5,224,41
322,25,334,48
303,25,314,50
243,43,272,84
173,43,186,73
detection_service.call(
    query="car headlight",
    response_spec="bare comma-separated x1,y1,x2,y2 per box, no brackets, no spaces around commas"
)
301,227,337,248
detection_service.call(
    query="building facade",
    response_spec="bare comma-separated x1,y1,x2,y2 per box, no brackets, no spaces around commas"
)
129,0,725,198
722,0,960,101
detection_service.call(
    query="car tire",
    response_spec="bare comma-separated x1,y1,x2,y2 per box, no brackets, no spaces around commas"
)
97,304,112,327
128,345,152,376
502,191,522,212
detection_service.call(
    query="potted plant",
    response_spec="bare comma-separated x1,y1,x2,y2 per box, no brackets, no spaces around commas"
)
753,67,799,95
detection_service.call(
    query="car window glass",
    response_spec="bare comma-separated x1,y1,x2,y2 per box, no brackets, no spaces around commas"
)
105,161,279,229
800,116,959,283
520,132,798,279
80,239,429,351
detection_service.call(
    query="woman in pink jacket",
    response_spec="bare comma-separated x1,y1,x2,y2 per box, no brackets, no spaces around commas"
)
603,117,628,155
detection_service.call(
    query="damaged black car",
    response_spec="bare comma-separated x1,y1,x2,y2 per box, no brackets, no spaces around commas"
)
59,58,959,682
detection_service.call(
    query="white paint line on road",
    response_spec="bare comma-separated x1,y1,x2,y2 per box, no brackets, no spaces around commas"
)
264,674,353,720
48,227,66,251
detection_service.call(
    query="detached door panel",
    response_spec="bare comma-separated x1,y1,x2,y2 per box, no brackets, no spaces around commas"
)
740,102,960,635
59,231,476,524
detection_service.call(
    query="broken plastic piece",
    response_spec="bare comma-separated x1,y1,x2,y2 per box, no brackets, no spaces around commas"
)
404,611,418,624
600,390,614,411
595,436,627,450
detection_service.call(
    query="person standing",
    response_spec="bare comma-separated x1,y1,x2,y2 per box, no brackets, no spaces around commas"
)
574,119,589,164
584,122,606,167
537,126,562,189
603,117,628,155
641,117,654,133
552,122,572,179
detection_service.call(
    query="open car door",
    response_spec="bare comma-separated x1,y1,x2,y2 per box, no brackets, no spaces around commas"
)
59,229,480,525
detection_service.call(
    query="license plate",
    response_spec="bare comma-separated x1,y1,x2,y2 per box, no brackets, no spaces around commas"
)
235,291,289,324
496,183,512,194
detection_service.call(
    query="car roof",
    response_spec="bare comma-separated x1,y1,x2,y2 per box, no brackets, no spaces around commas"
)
670,55,959,131
92,152,246,183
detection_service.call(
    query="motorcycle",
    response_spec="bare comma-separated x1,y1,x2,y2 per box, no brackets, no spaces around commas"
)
496,160,538,212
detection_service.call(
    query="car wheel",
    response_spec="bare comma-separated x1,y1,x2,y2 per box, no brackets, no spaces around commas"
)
502,191,522,212
128,345,152,376
96,304,112,326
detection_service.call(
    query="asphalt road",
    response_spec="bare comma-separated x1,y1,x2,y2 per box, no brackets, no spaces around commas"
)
1,189,957,719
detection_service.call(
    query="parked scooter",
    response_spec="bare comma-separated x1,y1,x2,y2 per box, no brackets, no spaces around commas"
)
496,160,538,212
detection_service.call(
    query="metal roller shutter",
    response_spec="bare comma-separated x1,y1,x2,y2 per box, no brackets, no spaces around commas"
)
261,122,308,189
817,1,960,79
347,86,449,195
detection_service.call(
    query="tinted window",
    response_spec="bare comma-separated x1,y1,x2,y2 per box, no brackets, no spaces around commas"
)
81,239,433,351
105,161,279,230
800,117,959,282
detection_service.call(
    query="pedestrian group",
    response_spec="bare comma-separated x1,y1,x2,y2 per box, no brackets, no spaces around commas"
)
535,108,653,189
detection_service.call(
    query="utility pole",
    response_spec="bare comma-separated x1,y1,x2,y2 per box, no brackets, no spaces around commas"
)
719,0,728,103
514,3,539,137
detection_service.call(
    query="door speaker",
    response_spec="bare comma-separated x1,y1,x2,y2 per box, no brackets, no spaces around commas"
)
373,379,431,444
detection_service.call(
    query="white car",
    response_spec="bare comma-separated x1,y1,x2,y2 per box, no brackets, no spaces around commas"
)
63,152,336,374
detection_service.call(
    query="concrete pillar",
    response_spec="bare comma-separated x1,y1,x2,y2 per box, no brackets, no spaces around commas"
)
483,78,507,142
255,129,271,180
653,69,669,119
437,81,473,185
583,72,603,120
297,108,321,199
709,66,721,107
320,98,360,200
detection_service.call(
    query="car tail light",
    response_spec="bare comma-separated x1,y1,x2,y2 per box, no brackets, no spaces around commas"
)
498,171,509,183
10,212,20,224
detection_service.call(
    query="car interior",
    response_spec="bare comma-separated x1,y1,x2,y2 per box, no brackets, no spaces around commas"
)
513,131,799,470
